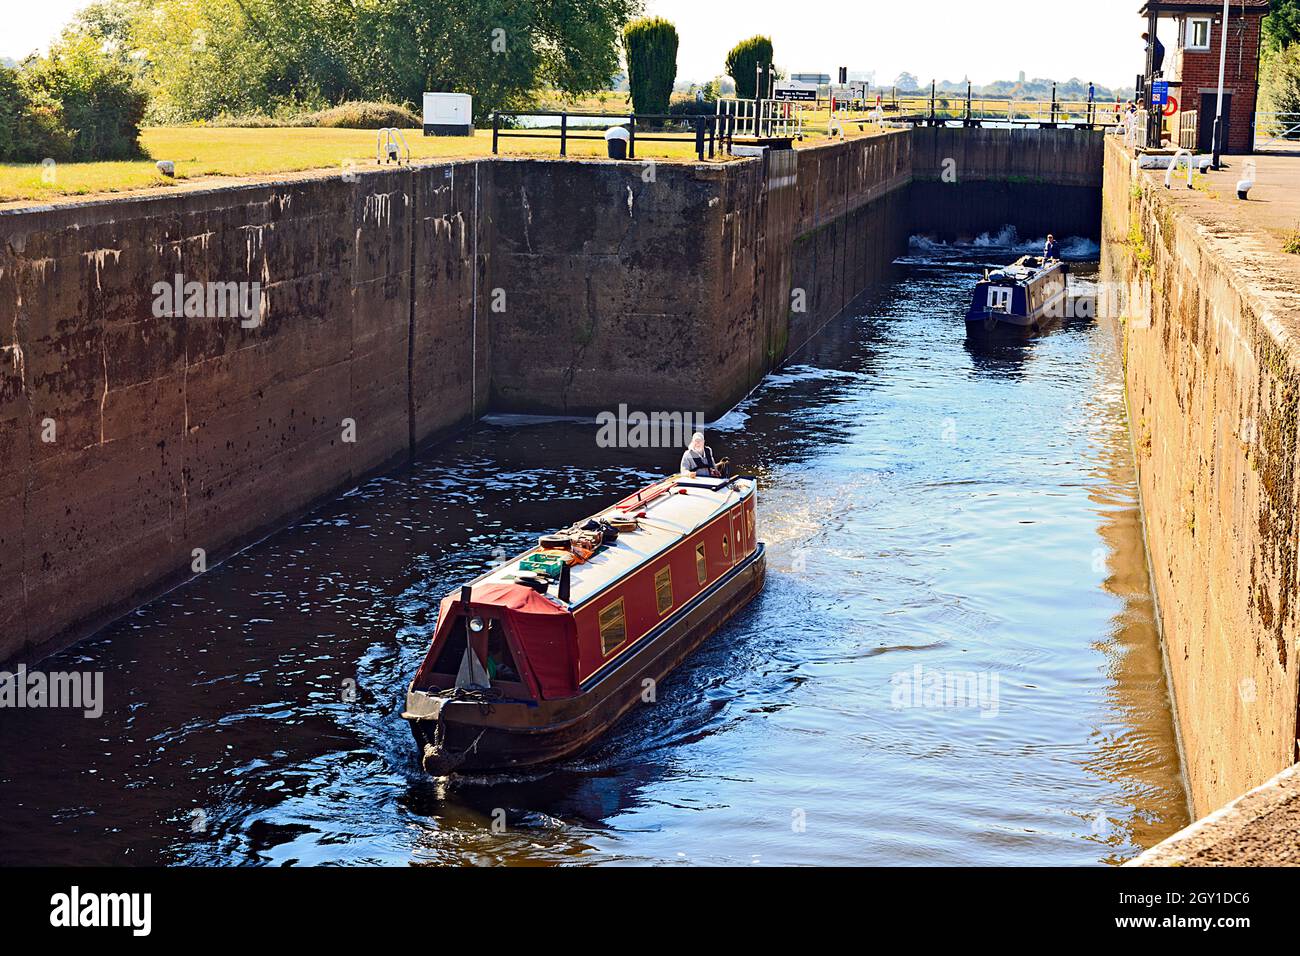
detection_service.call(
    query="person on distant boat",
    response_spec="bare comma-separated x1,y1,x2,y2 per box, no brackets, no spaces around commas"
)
681,432,728,479
1043,234,1062,262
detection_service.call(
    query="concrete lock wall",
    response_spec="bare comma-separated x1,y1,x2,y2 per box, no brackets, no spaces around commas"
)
0,126,1099,666
910,126,1104,240
1100,137,1300,815
486,129,914,420
0,165,490,664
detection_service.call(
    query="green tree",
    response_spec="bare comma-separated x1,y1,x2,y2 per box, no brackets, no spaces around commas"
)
623,16,677,116
83,0,639,123
1265,0,1300,52
725,36,774,100
1261,43,1300,123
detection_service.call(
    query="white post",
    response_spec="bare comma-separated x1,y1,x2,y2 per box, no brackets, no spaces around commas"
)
1212,0,1229,167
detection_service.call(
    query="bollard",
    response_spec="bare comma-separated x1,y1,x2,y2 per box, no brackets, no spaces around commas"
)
1237,159,1256,200
604,125,630,160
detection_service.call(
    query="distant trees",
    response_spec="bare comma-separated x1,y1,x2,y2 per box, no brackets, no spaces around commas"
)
1262,44,1300,114
1265,0,1300,52
51,0,638,124
1262,1,1300,121
725,36,774,99
623,17,679,116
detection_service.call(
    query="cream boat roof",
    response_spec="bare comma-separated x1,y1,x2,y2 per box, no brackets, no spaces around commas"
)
474,475,756,609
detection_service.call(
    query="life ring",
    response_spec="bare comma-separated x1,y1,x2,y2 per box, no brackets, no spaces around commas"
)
1162,95,1178,117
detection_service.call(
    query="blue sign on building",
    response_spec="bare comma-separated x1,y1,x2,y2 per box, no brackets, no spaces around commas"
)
1151,80,1169,107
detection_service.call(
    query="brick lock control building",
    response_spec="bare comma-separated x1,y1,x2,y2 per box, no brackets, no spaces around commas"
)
1140,0,1268,154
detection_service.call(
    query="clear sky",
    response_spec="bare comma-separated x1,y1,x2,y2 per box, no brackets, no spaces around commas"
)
4,0,1152,88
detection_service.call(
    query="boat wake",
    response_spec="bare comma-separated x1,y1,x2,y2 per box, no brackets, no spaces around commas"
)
903,226,1099,262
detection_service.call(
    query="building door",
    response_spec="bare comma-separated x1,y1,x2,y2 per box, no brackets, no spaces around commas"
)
1198,92,1232,153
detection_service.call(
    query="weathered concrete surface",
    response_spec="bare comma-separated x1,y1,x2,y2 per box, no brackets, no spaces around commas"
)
1130,763,1300,865
1100,135,1300,816
787,134,912,356
0,164,487,664
488,131,913,419
911,127,1104,240
486,157,735,417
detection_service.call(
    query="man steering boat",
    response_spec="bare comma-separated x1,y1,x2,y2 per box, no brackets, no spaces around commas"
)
680,431,728,478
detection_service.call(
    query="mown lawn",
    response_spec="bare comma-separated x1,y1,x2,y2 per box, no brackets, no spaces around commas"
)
0,124,729,204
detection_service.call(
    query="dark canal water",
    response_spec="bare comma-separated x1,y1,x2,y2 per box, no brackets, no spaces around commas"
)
0,233,1190,866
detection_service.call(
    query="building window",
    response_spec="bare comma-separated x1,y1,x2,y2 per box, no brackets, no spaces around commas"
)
1187,17,1212,51
654,567,673,616
696,544,708,585
599,598,627,655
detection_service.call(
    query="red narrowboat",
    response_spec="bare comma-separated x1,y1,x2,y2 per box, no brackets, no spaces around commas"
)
403,474,766,775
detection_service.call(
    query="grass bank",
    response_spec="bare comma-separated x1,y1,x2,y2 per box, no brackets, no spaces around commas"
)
0,119,887,205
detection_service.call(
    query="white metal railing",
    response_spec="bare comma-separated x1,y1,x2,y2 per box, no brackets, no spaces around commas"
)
716,98,805,140
1254,112,1300,148
376,127,411,164
1178,110,1198,151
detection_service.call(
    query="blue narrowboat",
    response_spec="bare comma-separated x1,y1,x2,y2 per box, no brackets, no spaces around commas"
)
965,256,1068,336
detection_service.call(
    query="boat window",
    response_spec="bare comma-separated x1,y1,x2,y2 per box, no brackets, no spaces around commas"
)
599,598,627,656
696,544,708,585
429,617,469,675
654,567,673,615
722,534,730,558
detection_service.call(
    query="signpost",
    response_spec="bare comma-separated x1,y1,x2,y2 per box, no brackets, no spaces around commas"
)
774,81,818,102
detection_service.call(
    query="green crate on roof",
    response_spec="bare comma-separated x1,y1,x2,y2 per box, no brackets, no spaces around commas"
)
520,553,565,578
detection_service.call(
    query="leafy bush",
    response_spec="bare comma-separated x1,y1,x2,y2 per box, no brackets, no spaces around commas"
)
0,59,127,163
725,36,774,100
0,67,29,161
308,102,420,128
623,17,678,117
205,101,420,129
19,34,146,160
668,98,715,117
1261,45,1300,120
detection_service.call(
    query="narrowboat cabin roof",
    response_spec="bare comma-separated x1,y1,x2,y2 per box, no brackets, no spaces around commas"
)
472,475,755,609
986,256,1053,285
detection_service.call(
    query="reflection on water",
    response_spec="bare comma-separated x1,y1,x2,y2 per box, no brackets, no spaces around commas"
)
0,244,1188,866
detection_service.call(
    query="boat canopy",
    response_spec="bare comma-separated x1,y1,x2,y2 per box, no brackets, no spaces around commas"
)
430,582,579,698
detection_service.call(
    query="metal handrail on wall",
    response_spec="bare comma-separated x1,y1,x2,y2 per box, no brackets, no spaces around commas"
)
490,110,718,161
376,127,411,164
